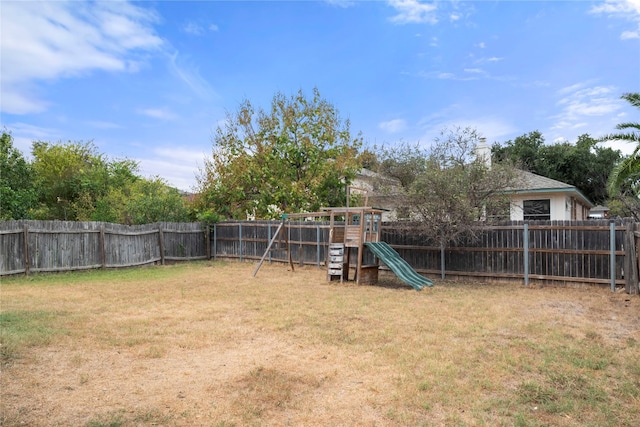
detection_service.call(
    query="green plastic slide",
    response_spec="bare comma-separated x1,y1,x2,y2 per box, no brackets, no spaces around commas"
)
364,242,434,291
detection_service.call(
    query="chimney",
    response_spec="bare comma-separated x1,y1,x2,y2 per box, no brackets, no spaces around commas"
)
475,137,491,169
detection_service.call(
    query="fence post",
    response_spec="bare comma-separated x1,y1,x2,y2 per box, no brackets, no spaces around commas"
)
23,224,30,277
213,223,217,261
317,223,321,268
205,224,211,260
624,221,638,294
239,223,243,262
100,225,106,269
523,223,529,286
610,221,616,292
440,245,445,280
158,227,165,265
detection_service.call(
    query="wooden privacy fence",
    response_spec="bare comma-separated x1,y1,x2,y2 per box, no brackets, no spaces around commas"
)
0,220,209,276
212,219,638,293
212,220,331,267
2,219,638,294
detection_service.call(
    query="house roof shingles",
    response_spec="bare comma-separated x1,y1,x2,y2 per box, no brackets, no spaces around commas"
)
504,170,594,208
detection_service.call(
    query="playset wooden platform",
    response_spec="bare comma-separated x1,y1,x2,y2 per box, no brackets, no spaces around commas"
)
253,188,433,290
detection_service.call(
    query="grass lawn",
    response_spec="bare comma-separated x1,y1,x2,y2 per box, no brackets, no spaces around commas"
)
1,261,639,426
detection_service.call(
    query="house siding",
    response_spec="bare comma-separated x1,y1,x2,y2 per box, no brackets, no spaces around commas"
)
510,193,590,221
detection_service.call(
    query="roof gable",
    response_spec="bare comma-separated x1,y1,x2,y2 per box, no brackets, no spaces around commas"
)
505,170,593,208
509,170,574,191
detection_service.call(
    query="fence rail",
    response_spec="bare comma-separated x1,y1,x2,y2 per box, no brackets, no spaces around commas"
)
2,219,638,293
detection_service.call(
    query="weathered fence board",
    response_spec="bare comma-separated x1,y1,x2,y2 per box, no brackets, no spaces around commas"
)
2,219,637,292
0,221,208,276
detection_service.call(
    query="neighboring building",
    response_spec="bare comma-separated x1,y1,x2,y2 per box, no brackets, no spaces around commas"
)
504,170,593,221
475,140,593,221
353,146,595,222
589,205,610,219
351,168,404,221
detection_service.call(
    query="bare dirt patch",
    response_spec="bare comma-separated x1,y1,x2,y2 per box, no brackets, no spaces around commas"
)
1,261,639,426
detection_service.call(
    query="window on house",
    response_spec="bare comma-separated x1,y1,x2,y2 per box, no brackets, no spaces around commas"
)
523,199,550,220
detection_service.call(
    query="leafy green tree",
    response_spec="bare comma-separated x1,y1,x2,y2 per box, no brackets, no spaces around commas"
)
5,137,192,223
196,88,362,219
0,130,37,219
537,135,621,205
30,140,143,220
29,140,191,223
600,93,640,197
30,140,108,219
101,177,191,225
492,131,544,172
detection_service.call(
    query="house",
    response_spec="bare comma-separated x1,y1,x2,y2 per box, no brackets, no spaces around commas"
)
351,168,404,221
504,170,593,221
475,140,593,221
353,142,594,222
588,205,610,219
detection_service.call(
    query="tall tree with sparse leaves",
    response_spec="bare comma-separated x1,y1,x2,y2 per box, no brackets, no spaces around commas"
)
376,127,518,278
196,88,362,219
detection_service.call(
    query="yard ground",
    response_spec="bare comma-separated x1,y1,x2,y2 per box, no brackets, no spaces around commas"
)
1,261,639,426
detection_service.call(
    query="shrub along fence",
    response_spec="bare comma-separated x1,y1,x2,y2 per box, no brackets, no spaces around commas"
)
1,219,637,294
0,220,209,276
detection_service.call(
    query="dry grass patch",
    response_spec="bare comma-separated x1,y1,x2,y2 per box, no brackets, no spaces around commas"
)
1,261,639,426
225,366,323,423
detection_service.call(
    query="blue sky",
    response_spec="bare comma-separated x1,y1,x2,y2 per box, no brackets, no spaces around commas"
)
2,0,639,191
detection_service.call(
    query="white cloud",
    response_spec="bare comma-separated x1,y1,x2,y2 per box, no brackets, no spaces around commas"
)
590,0,640,15
416,115,518,147
137,147,208,191
387,0,438,25
0,88,50,115
0,1,163,115
547,82,632,144
324,0,356,8
410,104,518,147
379,118,408,133
167,52,217,100
476,42,486,49
621,29,640,39
589,0,640,40
437,72,457,79
183,21,219,35
183,22,205,35
475,56,503,64
137,108,178,120
554,84,620,118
